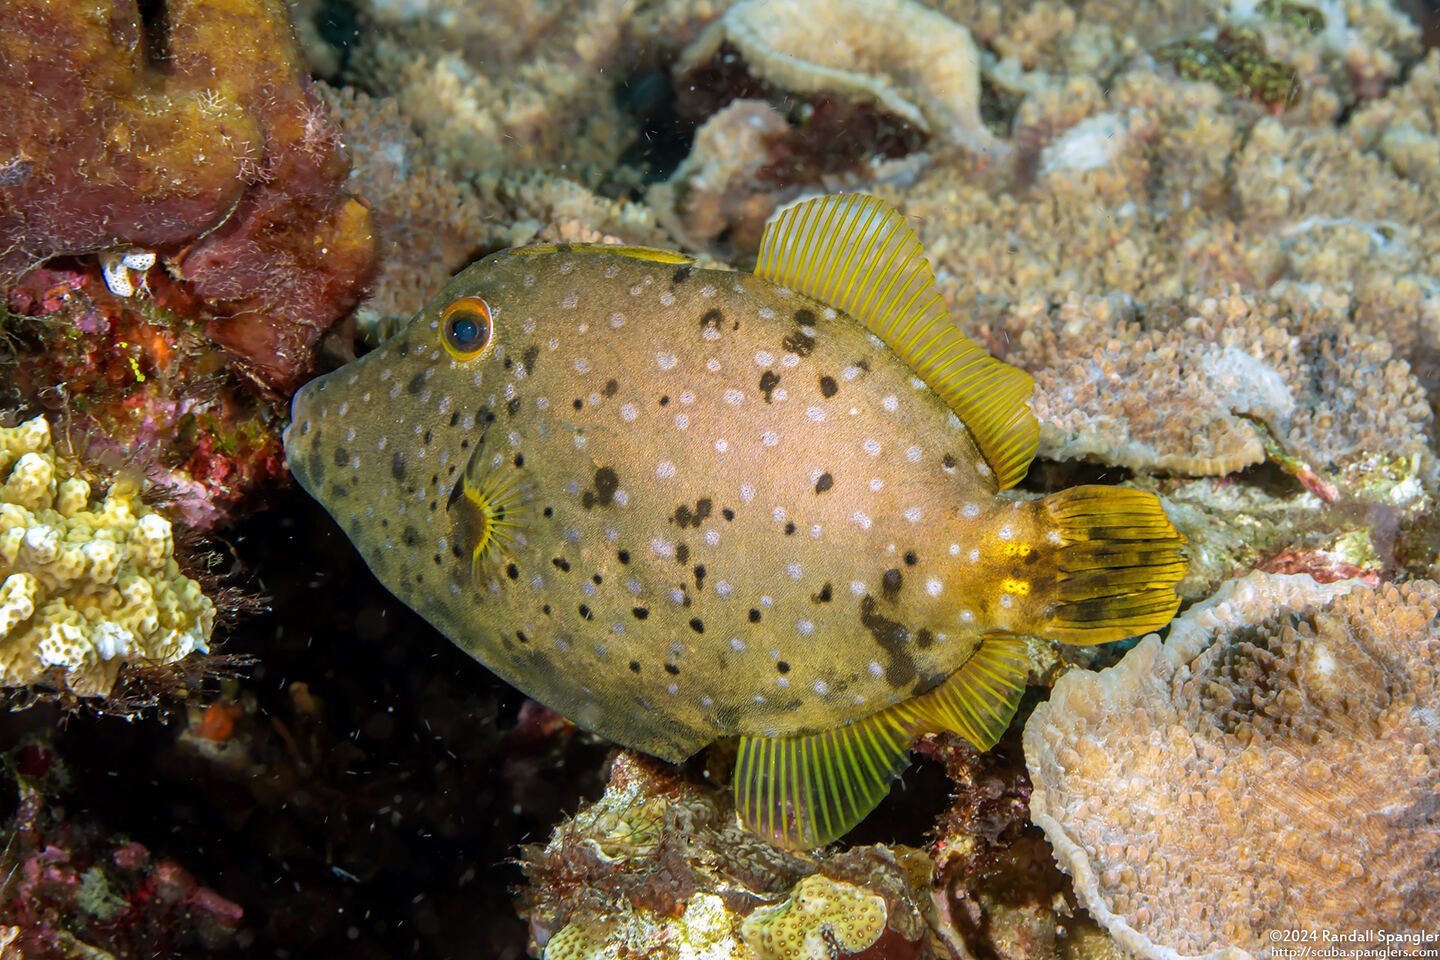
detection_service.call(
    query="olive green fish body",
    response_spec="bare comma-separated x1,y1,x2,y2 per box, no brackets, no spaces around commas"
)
290,254,1018,757
287,195,1187,847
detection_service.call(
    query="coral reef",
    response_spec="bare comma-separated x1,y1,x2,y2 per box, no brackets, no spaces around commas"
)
0,416,215,698
1024,571,1440,959
0,736,242,958
0,0,377,392
674,0,994,151
4,265,289,531
521,752,946,960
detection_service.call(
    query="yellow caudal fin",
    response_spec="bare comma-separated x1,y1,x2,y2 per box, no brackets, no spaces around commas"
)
735,636,1028,849
1039,486,1187,644
755,194,1038,490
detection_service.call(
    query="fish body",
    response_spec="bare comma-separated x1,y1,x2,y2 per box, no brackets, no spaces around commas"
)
286,195,1186,847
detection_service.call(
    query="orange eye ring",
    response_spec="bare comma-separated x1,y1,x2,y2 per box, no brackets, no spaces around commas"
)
440,296,494,361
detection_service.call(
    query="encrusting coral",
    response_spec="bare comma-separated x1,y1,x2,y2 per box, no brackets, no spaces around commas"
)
522,752,946,960
0,416,215,698
0,0,377,392
1023,571,1440,960
674,0,995,152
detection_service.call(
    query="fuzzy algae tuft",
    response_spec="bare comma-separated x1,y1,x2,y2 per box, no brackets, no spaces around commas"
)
0,416,215,697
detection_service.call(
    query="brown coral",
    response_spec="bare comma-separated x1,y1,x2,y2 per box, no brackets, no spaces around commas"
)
1024,571,1440,960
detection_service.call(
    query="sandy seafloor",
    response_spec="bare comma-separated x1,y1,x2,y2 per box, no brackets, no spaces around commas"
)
3,0,1440,956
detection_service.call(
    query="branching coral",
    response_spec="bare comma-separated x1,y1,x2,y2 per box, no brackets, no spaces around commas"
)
0,416,216,698
0,0,377,392
1024,571,1440,960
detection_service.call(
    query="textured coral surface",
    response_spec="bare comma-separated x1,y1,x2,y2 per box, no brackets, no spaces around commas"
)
0,417,215,698
1025,572,1440,959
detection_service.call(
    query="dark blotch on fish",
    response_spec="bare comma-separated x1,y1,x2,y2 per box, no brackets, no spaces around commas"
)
406,371,427,395
882,568,902,598
507,397,522,416
673,498,713,528
819,375,838,398
701,308,723,331
522,344,540,374
815,472,833,494
391,452,407,481
604,379,619,397
759,370,780,403
673,264,696,285
794,309,816,326
582,466,620,509
858,595,916,688
782,329,815,357
333,446,349,467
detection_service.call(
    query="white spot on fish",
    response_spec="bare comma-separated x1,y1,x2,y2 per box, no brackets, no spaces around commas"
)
960,609,974,622
548,338,559,350
675,414,689,430
536,397,549,411
774,388,787,401
705,530,721,547
813,680,828,695
377,436,388,451
573,435,587,449
620,403,637,422
786,563,802,579
1000,595,1013,608
610,313,625,328
574,358,590,373
680,391,695,404
949,544,960,555
657,461,676,479
882,395,898,412
755,351,774,366
925,578,942,597
852,511,871,530
604,264,619,279
758,307,775,320
999,525,1014,540
670,588,685,604
628,578,643,594
797,620,814,636
715,439,728,453
740,483,755,502
615,490,629,506
969,549,980,562
776,677,789,688
700,285,716,297
761,431,779,447
524,274,536,287
904,507,922,522
781,353,799,368
724,389,743,405
842,366,861,380
868,661,883,677
560,261,575,274
863,439,881,455
562,294,578,309
657,352,677,370
703,330,720,343
717,581,732,598
659,291,675,306
870,478,883,491
583,581,596,596
805,406,825,422
773,507,787,522
706,357,720,369
963,503,980,518
1048,530,1063,544
811,525,822,538
906,446,921,462
667,684,678,695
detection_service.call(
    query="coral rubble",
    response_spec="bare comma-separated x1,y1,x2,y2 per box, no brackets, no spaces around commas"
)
1024,571,1440,959
0,0,377,392
522,752,946,960
0,416,215,698
0,736,242,957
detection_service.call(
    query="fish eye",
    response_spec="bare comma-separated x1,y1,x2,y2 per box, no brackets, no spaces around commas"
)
440,296,494,361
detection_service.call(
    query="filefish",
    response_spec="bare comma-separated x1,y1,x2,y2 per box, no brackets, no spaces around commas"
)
284,194,1187,848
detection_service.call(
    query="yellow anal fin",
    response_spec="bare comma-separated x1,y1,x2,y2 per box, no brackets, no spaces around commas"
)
511,242,696,264
755,194,1038,489
1043,486,1188,644
735,635,1028,849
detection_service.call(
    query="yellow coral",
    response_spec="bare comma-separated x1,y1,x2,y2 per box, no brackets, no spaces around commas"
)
0,416,216,697
741,874,887,960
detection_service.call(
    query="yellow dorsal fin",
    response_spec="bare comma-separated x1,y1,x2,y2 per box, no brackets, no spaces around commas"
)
755,194,1038,490
735,635,1028,849
511,242,696,264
